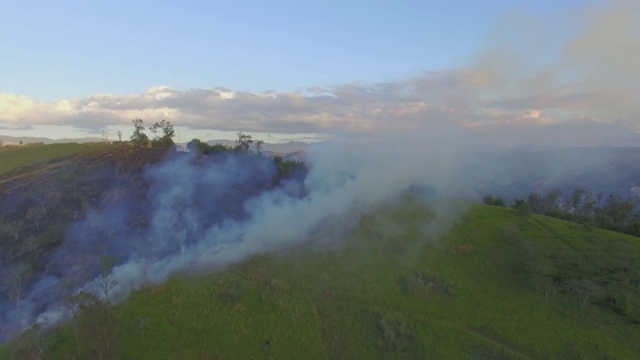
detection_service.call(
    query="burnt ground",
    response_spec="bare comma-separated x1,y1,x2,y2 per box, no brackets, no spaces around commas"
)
0,143,308,314
0,145,169,276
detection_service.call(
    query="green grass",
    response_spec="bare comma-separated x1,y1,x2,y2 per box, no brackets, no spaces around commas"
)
6,197,640,359
0,142,112,177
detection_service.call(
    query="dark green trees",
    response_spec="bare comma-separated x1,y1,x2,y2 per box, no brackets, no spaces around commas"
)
130,119,149,146
130,119,175,148
508,189,640,236
149,119,175,148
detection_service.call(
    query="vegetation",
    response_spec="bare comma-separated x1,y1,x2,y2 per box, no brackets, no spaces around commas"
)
149,119,175,148
187,132,266,155
482,194,505,207
0,136,306,340
187,133,308,182
129,118,150,147
0,143,169,317
3,198,640,358
186,138,230,155
507,188,640,237
0,142,112,177
130,118,175,148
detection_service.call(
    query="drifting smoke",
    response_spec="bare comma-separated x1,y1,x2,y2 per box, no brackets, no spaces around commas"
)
0,131,468,340
1,133,636,342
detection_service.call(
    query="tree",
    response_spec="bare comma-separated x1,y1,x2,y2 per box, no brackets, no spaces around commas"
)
526,189,562,215
254,139,264,154
116,130,122,142
26,205,46,231
482,194,504,207
130,118,149,146
515,201,532,217
0,218,22,244
542,189,562,216
72,291,121,359
527,192,545,213
150,119,175,148
595,194,636,231
99,255,119,303
1,261,33,309
235,132,253,152
569,189,597,223
565,278,603,312
187,138,231,155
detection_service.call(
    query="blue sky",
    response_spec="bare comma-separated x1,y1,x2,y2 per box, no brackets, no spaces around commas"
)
1,0,585,100
1,0,638,145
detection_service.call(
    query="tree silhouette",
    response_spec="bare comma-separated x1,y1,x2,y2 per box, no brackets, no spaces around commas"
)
150,120,175,148
130,119,149,146
1,261,33,309
235,132,254,152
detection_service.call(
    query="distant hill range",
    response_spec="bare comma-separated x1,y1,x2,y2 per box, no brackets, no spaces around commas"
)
4,134,640,199
0,134,104,145
0,135,311,156
204,139,310,157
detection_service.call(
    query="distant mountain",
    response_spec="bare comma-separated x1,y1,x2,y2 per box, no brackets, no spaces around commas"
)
205,139,311,156
204,139,236,147
0,134,103,145
262,141,312,155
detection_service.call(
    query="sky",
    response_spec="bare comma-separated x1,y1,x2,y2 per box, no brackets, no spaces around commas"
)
1,0,639,145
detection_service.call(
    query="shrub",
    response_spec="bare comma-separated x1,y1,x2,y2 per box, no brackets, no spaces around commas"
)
401,270,453,298
376,311,413,353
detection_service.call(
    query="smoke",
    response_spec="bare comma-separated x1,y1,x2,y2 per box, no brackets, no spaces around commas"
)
470,0,640,132
2,126,633,342
0,130,470,341
103,131,465,294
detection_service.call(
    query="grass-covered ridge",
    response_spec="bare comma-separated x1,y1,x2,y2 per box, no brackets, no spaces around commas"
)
5,197,640,359
0,142,114,177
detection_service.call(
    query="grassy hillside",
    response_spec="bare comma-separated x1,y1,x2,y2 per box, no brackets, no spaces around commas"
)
0,142,113,177
6,197,639,359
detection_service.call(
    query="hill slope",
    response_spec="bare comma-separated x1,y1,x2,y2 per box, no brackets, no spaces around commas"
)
8,198,639,359
0,143,168,287
0,142,114,178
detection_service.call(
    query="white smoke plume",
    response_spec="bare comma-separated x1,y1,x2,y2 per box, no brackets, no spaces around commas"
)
0,130,468,340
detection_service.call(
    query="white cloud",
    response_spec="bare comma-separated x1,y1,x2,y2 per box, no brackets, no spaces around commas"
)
0,93,35,120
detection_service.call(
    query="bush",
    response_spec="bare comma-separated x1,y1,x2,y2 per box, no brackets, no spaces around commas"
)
482,194,504,207
401,270,452,297
376,311,413,353
516,202,531,217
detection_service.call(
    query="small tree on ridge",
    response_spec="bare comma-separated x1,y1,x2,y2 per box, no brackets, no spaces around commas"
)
130,119,149,147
